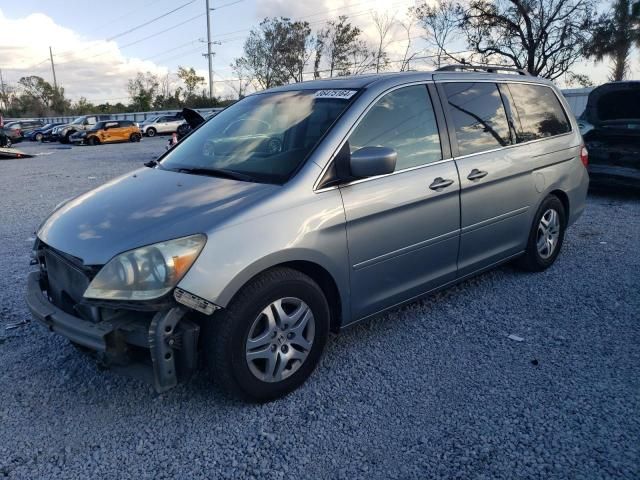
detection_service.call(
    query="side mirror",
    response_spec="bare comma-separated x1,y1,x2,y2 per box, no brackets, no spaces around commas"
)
349,146,397,178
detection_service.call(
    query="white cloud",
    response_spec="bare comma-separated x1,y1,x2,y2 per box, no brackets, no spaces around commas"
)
0,8,168,103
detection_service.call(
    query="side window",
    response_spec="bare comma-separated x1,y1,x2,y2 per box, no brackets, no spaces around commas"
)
443,82,511,156
86,116,97,125
348,85,442,171
507,83,571,142
105,121,118,129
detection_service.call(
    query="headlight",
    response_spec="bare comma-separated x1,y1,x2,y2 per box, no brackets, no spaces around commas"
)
84,234,206,301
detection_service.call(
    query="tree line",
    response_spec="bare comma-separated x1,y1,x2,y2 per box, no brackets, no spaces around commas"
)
1,0,638,118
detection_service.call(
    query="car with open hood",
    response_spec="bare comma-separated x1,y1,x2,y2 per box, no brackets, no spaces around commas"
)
578,81,640,189
53,115,112,143
26,67,589,401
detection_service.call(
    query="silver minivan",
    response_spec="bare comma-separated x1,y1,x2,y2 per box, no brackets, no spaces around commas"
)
27,67,589,401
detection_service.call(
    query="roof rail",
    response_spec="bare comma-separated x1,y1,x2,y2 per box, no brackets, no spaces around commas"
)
435,64,531,76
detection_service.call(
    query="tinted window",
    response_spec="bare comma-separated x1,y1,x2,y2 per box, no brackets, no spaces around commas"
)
348,85,442,171
507,83,570,142
444,82,511,156
120,120,133,127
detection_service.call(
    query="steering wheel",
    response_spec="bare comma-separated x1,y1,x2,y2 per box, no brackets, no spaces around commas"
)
266,137,282,154
202,139,215,157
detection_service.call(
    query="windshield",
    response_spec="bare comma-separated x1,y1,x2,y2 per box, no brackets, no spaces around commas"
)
70,117,85,125
160,89,356,183
144,116,159,124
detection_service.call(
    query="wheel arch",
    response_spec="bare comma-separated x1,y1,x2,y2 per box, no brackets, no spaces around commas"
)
218,258,346,333
548,189,570,224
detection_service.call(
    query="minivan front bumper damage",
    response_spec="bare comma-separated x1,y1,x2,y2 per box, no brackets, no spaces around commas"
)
26,271,200,392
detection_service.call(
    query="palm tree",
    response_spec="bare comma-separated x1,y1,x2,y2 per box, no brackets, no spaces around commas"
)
585,0,640,81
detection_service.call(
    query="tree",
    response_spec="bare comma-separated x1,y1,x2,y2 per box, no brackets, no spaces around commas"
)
127,72,160,111
323,16,364,77
416,0,596,79
415,1,466,68
240,17,312,90
398,15,418,71
372,12,395,73
177,66,205,100
229,58,255,99
283,20,313,83
584,0,640,81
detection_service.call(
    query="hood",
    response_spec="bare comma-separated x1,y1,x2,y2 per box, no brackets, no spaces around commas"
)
582,81,640,126
181,108,205,129
38,167,277,265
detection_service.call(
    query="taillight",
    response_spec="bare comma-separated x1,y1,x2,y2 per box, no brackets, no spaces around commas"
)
580,144,588,167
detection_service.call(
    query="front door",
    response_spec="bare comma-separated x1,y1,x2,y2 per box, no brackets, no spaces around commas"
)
340,84,461,319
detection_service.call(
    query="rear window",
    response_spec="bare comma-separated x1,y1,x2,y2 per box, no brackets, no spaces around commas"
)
507,83,571,142
596,90,640,121
443,82,511,156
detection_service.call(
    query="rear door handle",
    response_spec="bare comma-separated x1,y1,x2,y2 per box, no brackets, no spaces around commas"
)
467,169,488,181
429,177,454,191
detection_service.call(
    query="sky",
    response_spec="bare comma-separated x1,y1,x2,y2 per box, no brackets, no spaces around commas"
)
0,0,636,105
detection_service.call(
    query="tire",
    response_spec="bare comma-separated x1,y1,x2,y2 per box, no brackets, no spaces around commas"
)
516,195,566,272
5,138,11,148
35,133,43,142
61,132,73,144
146,127,156,137
130,133,141,142
87,136,99,146
204,267,330,402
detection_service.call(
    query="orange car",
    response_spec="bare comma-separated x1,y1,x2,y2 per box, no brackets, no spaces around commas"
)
70,120,142,146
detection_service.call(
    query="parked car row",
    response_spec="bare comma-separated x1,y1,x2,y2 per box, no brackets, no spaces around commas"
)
4,109,224,147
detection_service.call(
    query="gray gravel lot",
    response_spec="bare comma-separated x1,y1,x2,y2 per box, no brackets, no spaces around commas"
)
1,138,639,479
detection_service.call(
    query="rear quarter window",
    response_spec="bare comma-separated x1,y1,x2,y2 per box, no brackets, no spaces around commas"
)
506,83,571,142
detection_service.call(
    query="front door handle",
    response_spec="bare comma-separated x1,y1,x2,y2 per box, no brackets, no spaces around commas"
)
467,169,488,181
429,177,454,190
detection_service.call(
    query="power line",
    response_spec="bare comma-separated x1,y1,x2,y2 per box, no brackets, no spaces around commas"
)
106,0,197,41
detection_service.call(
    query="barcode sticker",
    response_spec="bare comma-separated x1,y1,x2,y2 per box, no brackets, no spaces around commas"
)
314,89,357,99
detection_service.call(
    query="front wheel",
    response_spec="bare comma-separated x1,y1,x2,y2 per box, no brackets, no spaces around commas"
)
146,127,156,137
35,133,43,142
516,195,566,271
204,268,330,402
87,136,99,146
4,138,11,148
130,133,141,142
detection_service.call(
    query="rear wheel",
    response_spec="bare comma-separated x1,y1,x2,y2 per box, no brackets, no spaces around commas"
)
35,133,43,142
146,127,156,137
204,267,330,402
4,138,11,148
516,195,566,271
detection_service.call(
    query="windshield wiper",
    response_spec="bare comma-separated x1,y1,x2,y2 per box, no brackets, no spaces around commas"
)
172,167,256,182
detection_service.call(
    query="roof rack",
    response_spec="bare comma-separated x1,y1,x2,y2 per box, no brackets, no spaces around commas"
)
435,64,531,76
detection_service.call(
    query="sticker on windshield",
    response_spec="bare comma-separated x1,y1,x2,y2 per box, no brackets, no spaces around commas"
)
314,89,357,99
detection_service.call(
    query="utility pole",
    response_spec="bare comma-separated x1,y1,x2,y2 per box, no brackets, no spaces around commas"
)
205,0,213,99
49,46,58,92
0,69,6,110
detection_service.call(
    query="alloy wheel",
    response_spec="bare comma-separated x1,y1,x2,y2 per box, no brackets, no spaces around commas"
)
245,297,315,383
536,208,560,259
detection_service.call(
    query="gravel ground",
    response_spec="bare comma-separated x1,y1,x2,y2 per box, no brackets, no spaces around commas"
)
1,138,639,479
